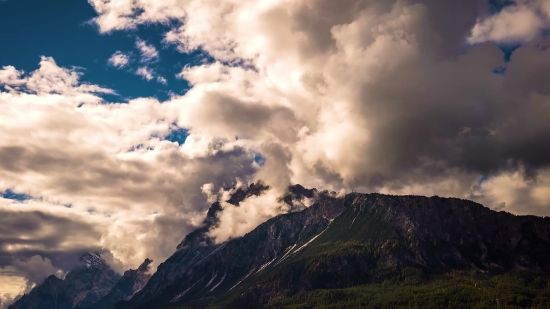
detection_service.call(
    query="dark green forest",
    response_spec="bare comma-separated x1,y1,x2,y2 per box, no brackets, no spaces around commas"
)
176,270,550,309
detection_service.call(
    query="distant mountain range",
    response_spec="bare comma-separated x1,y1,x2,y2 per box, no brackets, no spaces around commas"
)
10,183,550,309
8,253,150,309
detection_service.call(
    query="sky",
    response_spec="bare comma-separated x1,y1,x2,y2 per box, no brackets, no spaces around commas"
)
2,0,550,306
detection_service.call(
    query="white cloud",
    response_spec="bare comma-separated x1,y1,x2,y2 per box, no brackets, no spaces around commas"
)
135,67,166,84
468,0,550,44
0,65,24,86
88,0,186,33
156,76,167,84
136,66,154,80
107,51,130,68
0,269,25,309
135,38,159,62
0,58,260,277
208,188,289,243
86,0,550,213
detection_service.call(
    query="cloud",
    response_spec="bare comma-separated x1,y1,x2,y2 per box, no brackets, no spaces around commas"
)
0,57,261,282
12,256,64,288
87,0,550,211
88,0,186,33
156,76,167,85
135,66,154,80
0,201,103,306
0,65,24,86
135,66,166,84
207,188,289,243
135,38,159,63
107,51,130,68
468,0,550,44
0,268,25,309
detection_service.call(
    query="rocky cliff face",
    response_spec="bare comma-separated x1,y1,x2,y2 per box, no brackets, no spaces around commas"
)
9,253,121,309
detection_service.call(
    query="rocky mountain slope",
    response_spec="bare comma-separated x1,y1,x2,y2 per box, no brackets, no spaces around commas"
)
114,189,550,309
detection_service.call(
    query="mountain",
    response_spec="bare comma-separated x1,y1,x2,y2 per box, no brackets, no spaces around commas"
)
9,253,121,309
115,182,274,309
8,254,154,309
11,185,550,308
81,259,152,309
113,189,550,309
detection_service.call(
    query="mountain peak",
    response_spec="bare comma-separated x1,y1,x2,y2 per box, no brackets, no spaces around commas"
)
79,252,108,271
137,258,152,273
9,253,120,309
225,181,270,206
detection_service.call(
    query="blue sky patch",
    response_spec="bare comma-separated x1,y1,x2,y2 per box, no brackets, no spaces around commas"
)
488,0,515,14
165,128,189,145
254,154,266,166
492,66,507,75
478,175,487,186
500,44,521,62
0,0,206,102
0,189,32,201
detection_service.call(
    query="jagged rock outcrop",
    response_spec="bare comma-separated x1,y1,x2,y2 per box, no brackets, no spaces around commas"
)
9,253,121,309
81,259,152,309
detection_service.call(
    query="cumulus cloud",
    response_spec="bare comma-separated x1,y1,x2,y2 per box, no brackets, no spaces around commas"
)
0,65,24,86
135,66,154,80
12,256,64,289
135,66,166,84
88,0,550,210
107,51,130,68
205,185,288,243
0,268,25,309
156,76,167,84
135,38,159,63
0,57,260,279
468,0,550,44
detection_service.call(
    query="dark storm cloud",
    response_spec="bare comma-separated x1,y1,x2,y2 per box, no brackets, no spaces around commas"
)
275,0,550,192
351,38,550,189
0,210,103,282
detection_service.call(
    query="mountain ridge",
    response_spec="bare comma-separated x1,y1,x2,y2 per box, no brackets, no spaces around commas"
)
9,185,550,309
9,253,121,309
118,190,550,308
